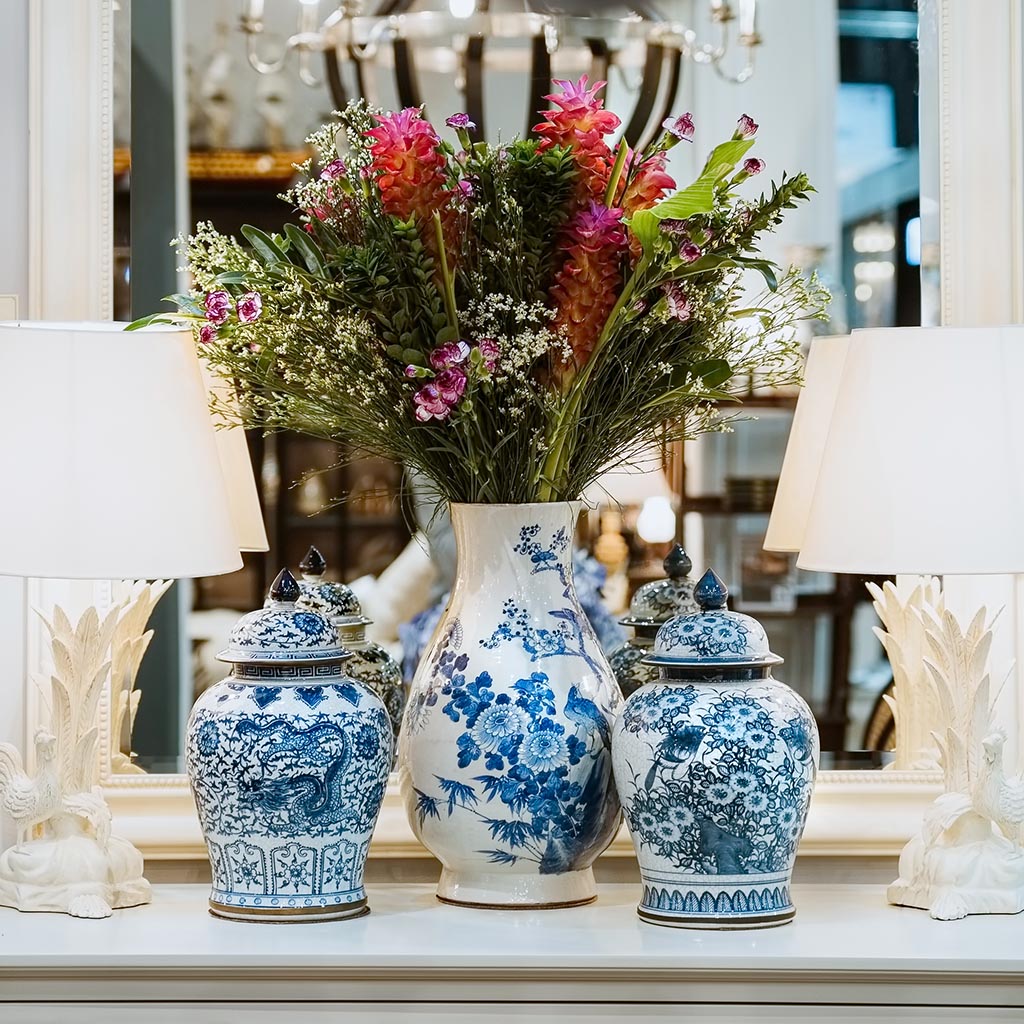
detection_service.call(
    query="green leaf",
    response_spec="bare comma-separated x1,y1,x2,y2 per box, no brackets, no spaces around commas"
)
692,358,733,389
628,210,660,259
241,225,289,264
284,222,327,274
402,348,426,366
124,312,179,331
435,325,459,345
649,138,756,223
213,272,251,286
166,293,205,317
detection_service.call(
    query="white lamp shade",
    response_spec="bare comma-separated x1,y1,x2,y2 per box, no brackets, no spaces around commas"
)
203,365,269,553
0,322,243,579
798,325,1024,575
583,450,675,507
763,335,850,553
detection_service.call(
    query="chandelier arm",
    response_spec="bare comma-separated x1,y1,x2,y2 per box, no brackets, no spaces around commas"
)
350,45,371,105
636,44,682,153
465,35,487,142
621,42,665,148
393,38,424,111
711,44,756,84
244,33,291,76
525,34,552,139
586,37,611,88
324,48,351,111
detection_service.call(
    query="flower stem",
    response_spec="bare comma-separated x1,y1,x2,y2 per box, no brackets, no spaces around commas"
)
604,139,630,208
433,211,459,335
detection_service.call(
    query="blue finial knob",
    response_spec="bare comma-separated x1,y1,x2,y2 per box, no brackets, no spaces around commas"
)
299,546,327,577
664,544,692,580
270,568,302,605
694,569,728,611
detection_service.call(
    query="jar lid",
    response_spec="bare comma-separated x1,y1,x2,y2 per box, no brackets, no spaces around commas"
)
219,568,351,665
620,544,698,628
647,568,782,668
293,546,371,627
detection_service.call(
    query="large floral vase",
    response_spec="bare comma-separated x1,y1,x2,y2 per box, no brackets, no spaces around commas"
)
186,570,393,922
612,569,819,929
398,502,623,908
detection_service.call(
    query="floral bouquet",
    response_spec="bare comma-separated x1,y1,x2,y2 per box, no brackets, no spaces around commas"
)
137,78,826,504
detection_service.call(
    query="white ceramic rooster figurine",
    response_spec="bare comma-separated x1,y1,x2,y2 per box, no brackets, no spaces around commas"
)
0,603,151,918
888,605,1024,920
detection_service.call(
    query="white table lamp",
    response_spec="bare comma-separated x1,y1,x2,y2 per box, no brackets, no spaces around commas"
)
0,321,248,919
763,335,849,553
783,324,1024,920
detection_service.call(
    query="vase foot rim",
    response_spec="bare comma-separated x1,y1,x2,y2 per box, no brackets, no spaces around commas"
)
638,905,794,930
436,892,597,911
208,897,369,923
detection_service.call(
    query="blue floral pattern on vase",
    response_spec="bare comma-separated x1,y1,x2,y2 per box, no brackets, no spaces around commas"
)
612,568,819,930
398,503,622,908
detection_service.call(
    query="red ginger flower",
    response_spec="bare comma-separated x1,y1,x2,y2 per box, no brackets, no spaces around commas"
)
534,77,620,204
366,107,459,270
617,151,676,261
549,202,628,388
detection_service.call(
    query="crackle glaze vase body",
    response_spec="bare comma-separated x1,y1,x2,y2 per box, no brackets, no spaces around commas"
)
612,570,819,930
186,570,393,922
398,502,622,908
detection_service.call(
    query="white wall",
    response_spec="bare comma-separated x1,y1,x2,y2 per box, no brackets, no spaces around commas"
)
0,0,31,850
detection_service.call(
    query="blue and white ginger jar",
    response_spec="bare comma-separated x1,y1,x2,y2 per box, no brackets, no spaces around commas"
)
609,544,697,699
295,546,406,742
398,502,622,909
612,569,818,929
185,568,393,922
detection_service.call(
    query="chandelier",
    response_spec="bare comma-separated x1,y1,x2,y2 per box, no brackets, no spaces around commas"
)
239,0,761,147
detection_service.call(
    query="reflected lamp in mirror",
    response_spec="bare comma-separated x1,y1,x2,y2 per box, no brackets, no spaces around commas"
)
0,321,243,919
791,325,1024,920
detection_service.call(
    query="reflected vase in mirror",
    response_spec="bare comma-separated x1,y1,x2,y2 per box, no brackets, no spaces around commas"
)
185,569,393,922
295,545,406,742
398,502,622,909
612,569,819,929
609,544,698,699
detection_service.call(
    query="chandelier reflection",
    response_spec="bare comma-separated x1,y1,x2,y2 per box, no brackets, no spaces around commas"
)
239,0,761,146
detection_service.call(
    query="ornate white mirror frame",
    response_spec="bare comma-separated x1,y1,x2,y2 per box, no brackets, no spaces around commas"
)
18,0,1024,861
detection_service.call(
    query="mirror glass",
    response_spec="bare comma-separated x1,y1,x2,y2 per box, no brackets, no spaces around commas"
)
112,0,929,773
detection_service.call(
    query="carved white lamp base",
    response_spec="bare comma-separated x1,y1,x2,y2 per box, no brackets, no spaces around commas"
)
888,797,1024,921
0,829,150,919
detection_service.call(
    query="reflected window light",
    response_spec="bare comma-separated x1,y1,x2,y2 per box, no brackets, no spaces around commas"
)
854,283,872,302
636,496,677,544
852,221,896,253
854,260,895,281
905,216,921,267
449,0,476,17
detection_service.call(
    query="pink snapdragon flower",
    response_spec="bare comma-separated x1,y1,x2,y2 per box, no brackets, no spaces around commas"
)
662,281,693,322
445,113,476,131
199,324,217,345
237,292,263,324
477,338,499,372
320,158,347,180
743,157,766,176
735,114,758,139
434,367,467,405
680,242,702,263
205,290,231,326
662,113,695,142
430,340,471,370
413,384,452,422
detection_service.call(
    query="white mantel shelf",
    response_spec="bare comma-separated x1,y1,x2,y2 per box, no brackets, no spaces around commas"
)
0,883,1022,1018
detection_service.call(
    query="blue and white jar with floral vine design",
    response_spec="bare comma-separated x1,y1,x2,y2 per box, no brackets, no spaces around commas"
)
185,569,393,923
398,502,622,909
612,569,818,929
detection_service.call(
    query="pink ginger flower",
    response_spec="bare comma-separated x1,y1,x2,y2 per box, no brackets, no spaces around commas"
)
534,76,620,204
366,107,459,271
237,292,262,324
205,290,231,326
549,202,627,387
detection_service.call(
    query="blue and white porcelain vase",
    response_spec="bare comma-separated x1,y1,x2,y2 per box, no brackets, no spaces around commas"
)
612,569,819,929
609,544,698,699
295,546,407,742
398,502,622,908
185,569,393,922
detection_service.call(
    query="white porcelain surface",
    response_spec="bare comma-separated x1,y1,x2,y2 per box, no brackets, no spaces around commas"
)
397,502,622,907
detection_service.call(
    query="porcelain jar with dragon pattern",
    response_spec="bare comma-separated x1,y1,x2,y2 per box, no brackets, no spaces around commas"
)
185,569,393,922
398,502,622,909
612,569,819,929
294,545,407,742
609,544,698,699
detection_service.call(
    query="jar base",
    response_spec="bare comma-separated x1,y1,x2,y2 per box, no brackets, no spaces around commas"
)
436,867,597,909
638,904,794,930
208,894,369,923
